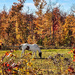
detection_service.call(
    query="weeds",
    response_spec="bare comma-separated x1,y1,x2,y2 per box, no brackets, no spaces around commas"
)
0,49,75,75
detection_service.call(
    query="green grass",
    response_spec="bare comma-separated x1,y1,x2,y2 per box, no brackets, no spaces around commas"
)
0,49,72,63
0,49,71,58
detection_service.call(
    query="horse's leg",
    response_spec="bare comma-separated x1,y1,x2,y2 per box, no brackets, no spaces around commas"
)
24,50,25,56
35,51,37,58
21,49,24,58
32,51,34,58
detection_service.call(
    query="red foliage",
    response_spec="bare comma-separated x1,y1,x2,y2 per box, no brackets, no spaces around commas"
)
73,47,75,49
73,50,75,54
68,66,74,73
5,52,9,56
74,55,75,58
52,7,60,31
73,59,75,62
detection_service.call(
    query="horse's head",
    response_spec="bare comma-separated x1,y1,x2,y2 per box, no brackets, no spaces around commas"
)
39,52,42,58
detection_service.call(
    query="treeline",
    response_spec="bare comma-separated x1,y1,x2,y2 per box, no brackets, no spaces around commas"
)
0,0,75,48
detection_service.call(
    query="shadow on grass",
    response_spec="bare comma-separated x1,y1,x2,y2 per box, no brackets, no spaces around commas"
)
34,58,47,59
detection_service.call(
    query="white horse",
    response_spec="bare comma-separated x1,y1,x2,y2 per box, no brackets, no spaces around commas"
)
20,43,42,58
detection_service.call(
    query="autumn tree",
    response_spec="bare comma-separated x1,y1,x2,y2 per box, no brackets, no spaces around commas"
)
41,9,53,47
26,14,37,44
63,15,75,47
0,5,8,44
33,0,47,45
52,7,65,47
71,4,75,13
0,0,75,48
5,0,26,46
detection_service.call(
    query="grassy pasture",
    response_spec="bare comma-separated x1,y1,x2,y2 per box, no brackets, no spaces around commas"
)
0,49,71,58
0,49,75,75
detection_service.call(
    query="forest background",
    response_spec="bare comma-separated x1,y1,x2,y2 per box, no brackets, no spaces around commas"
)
0,0,75,49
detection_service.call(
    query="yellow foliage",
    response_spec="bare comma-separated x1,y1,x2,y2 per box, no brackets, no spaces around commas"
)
23,59,27,63
14,67,18,70
26,71,29,74
16,34,20,39
0,40,2,43
0,40,2,45
0,70,2,73
31,58,35,61
27,62,32,67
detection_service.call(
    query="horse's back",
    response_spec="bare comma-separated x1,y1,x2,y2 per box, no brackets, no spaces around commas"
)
32,44,38,47
21,43,39,50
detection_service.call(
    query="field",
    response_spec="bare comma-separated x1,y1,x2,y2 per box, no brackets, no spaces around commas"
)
0,49,75,75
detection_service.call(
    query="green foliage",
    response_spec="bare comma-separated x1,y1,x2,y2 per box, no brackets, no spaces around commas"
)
37,39,43,45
